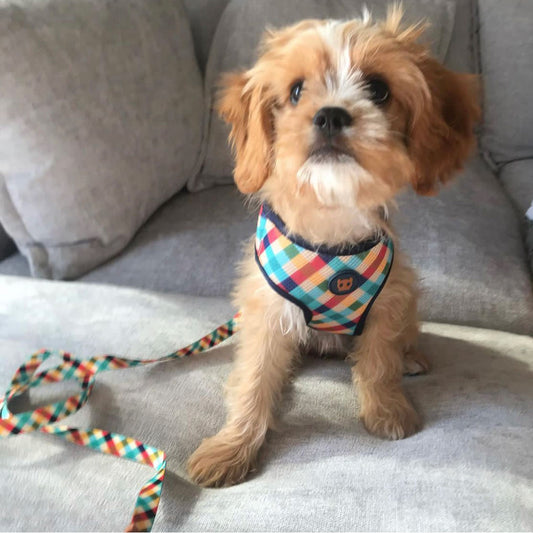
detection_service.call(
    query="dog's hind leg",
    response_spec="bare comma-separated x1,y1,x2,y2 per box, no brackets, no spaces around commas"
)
399,274,430,376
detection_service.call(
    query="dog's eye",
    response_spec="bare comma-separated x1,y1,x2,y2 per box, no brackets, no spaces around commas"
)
366,76,390,105
290,80,304,105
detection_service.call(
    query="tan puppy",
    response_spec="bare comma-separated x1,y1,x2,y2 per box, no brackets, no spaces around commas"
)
188,7,479,487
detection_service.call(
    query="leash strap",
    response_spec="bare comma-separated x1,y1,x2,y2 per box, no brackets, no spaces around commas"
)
0,313,241,532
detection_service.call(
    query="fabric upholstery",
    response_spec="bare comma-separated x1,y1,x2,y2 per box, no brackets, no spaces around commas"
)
526,213,533,274
443,0,477,73
80,186,256,296
0,222,15,261
0,178,36,270
1,275,532,531
501,160,533,274
0,250,26,277
392,155,533,336
478,0,533,167
0,0,204,280
183,0,230,71
189,0,456,191
2,156,532,335
499,159,533,215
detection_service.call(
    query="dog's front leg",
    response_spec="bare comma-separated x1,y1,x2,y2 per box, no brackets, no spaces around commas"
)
187,305,296,487
350,256,421,440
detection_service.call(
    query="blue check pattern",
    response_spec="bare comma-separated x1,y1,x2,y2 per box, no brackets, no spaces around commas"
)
255,204,394,335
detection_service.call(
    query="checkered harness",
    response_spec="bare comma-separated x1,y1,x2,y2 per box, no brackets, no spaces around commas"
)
255,204,394,335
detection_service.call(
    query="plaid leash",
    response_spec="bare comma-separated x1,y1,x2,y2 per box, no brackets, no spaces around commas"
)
0,312,241,532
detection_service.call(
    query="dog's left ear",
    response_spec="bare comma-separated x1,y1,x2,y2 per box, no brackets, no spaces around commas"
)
408,59,481,195
217,71,275,194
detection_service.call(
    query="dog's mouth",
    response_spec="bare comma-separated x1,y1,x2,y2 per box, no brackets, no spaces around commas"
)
308,143,354,163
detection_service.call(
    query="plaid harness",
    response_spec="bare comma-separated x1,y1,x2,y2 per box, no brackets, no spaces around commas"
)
255,204,394,335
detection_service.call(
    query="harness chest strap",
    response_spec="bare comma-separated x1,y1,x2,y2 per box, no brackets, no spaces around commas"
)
255,203,394,336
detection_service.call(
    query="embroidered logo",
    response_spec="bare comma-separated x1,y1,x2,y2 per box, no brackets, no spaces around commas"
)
329,270,362,295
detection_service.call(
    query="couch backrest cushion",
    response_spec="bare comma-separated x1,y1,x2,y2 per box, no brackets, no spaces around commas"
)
183,0,230,72
479,0,533,167
188,0,457,192
0,0,204,280
443,0,477,74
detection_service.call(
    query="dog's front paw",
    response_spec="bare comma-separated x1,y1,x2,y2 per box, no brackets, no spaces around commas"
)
403,349,430,376
360,393,421,440
187,431,255,488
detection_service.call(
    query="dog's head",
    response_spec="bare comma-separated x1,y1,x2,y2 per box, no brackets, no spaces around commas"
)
218,7,480,211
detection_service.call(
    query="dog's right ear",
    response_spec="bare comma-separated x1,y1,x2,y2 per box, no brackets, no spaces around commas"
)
217,71,274,194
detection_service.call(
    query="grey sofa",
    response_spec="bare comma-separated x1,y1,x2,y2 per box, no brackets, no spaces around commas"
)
1,0,532,531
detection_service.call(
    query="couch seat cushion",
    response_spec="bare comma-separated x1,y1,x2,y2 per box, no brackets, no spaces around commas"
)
2,156,532,335
393,155,533,335
81,186,257,296
0,251,27,277
86,156,533,336
1,276,532,531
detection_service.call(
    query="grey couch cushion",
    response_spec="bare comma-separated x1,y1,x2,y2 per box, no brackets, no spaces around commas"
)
1,156,532,335
1,276,532,531
478,0,533,167
443,0,478,73
500,159,533,274
91,156,533,336
0,223,15,261
393,155,533,335
190,0,457,191
80,186,256,296
0,0,204,280
526,216,533,273
0,251,28,276
183,0,230,71
499,159,533,215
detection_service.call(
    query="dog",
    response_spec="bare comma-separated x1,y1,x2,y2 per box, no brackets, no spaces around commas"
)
187,6,480,487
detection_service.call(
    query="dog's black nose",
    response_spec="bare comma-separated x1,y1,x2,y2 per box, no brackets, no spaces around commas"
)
313,107,352,137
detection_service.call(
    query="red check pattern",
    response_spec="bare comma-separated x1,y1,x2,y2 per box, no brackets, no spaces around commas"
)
255,204,394,335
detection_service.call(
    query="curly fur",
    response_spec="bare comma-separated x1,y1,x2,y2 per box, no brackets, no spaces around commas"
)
187,5,479,488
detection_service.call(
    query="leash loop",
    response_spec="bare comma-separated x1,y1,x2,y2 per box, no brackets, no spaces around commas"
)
1,313,241,531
